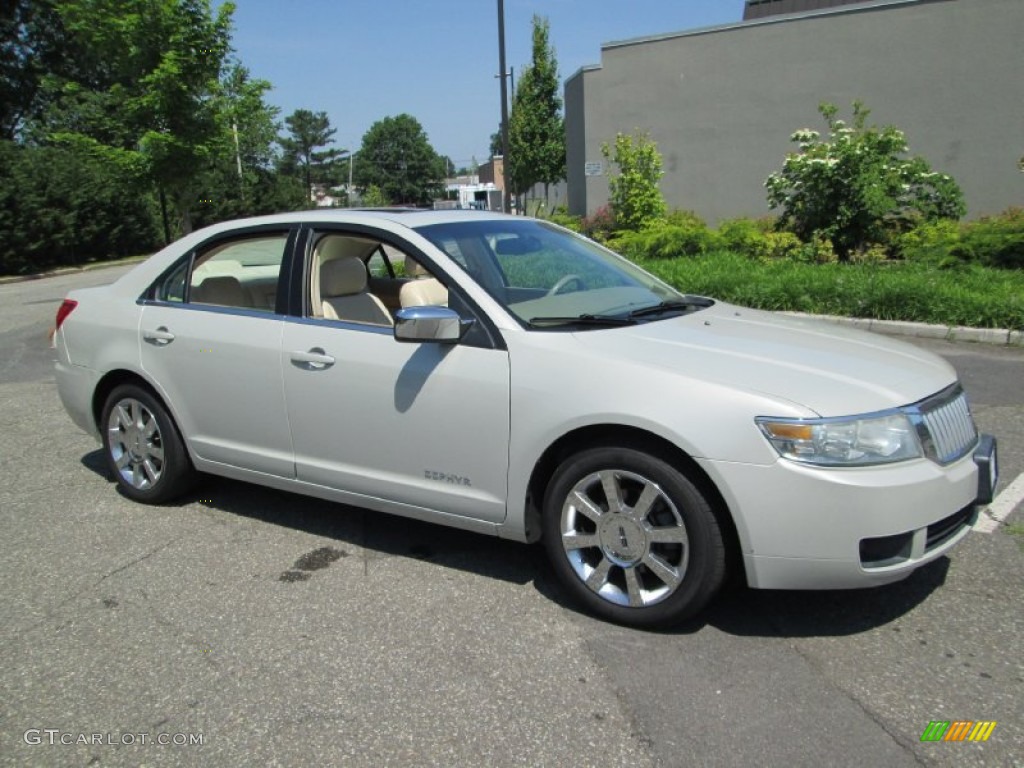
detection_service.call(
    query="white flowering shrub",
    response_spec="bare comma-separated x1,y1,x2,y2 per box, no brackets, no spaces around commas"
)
765,102,964,262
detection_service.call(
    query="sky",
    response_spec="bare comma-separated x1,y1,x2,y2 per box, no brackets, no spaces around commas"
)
227,1,747,168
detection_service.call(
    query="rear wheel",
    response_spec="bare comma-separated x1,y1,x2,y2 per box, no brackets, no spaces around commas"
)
101,384,197,503
542,446,726,628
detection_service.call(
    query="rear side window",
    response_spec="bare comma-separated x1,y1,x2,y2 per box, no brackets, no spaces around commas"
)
155,233,289,312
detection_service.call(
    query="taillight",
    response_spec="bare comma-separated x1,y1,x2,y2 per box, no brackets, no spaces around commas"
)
55,299,78,331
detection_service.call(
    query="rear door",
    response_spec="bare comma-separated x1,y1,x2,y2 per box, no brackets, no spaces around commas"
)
139,228,296,477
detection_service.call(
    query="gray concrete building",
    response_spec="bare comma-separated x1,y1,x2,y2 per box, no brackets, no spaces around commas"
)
565,0,1023,222
744,0,874,20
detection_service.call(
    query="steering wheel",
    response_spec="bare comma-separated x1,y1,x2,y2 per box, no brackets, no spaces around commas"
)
547,274,586,296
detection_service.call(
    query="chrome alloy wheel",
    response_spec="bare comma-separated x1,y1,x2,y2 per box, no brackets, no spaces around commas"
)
560,469,689,608
107,397,165,490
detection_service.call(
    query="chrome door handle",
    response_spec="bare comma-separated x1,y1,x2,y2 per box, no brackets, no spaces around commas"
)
143,327,175,345
290,348,335,370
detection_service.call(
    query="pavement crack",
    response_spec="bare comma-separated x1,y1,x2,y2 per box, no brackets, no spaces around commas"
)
783,637,931,767
0,539,178,649
93,540,175,585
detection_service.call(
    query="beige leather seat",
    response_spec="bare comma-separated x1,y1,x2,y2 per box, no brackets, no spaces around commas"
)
192,275,248,307
399,256,448,308
320,257,393,326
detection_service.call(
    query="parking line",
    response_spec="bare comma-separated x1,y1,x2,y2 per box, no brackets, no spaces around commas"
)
973,472,1024,533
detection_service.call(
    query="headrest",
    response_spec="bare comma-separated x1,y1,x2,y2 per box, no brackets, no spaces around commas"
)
195,275,245,306
316,236,376,262
321,257,367,297
405,256,430,278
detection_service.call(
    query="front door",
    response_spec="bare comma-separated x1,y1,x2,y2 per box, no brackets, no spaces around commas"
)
281,229,510,523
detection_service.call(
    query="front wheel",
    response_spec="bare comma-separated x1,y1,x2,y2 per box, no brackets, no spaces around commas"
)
542,447,726,628
101,384,197,504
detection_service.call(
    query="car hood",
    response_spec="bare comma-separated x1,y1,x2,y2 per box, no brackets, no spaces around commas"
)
572,303,957,416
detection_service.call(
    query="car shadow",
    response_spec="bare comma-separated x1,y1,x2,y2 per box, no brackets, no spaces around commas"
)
80,449,539,587
534,554,951,638
80,449,951,635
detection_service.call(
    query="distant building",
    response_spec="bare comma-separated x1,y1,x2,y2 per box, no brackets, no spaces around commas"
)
439,169,502,211
566,0,1023,222
310,183,344,208
478,156,504,192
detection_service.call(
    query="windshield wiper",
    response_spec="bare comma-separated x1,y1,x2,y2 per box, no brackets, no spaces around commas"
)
626,297,714,319
528,313,637,328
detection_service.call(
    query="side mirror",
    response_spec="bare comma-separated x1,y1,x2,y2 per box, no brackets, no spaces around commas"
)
394,306,473,344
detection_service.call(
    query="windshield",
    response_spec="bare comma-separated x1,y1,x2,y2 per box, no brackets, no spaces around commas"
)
415,219,707,328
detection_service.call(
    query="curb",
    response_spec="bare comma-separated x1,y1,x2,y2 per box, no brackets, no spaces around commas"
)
0,258,148,286
781,312,1023,347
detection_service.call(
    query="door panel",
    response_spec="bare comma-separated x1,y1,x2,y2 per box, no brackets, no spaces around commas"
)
281,320,511,523
140,306,293,476
139,229,295,477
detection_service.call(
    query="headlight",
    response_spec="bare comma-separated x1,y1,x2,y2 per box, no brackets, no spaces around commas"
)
756,412,923,466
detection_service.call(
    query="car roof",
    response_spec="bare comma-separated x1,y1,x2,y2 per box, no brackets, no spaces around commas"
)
205,208,518,233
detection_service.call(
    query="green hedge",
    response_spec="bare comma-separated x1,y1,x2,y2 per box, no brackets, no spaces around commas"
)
640,251,1024,330
550,207,1024,270
0,141,161,275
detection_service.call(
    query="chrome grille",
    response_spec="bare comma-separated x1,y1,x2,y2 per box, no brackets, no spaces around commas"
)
914,387,978,465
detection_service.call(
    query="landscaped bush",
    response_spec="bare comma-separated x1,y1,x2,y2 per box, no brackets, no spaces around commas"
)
954,208,1024,269
545,207,583,233
637,251,1024,330
602,132,667,231
763,231,803,260
716,217,771,258
608,214,720,260
580,205,617,242
765,101,965,262
895,218,960,266
895,209,1024,269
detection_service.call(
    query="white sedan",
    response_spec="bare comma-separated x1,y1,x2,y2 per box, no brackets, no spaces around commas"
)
52,210,997,627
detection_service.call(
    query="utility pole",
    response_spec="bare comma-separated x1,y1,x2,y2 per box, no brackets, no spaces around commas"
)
231,121,243,199
347,151,355,207
497,0,511,213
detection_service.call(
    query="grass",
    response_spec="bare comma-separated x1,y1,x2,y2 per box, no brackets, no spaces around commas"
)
1006,523,1024,552
637,251,1024,330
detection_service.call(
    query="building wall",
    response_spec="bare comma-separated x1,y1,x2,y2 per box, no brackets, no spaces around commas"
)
478,156,504,191
566,0,1023,222
744,0,873,20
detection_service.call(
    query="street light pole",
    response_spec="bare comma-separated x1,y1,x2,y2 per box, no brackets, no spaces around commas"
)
497,0,511,213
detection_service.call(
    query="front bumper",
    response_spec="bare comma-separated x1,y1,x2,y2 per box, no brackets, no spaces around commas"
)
698,434,997,590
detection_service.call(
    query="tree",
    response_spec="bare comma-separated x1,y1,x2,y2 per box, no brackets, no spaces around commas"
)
191,63,307,228
508,15,565,200
279,109,343,195
601,132,667,231
33,0,237,236
353,114,444,206
765,101,965,261
490,127,503,158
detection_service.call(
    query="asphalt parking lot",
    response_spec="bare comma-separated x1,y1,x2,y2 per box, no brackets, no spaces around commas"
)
1,265,1021,767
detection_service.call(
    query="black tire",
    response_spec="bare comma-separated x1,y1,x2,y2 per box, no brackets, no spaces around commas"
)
101,383,197,504
542,446,726,628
